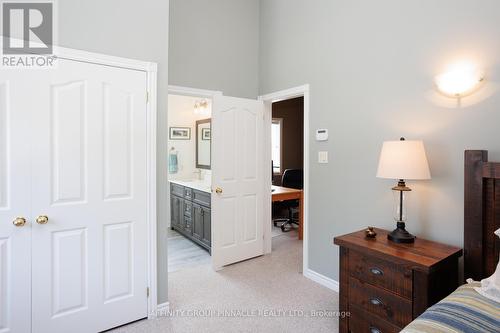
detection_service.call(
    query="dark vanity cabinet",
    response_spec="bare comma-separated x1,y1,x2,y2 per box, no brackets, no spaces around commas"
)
170,183,211,252
170,195,183,230
192,203,211,247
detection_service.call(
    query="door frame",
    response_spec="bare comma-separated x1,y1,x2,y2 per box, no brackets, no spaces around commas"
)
168,85,223,99
51,45,159,318
259,84,310,274
163,85,222,296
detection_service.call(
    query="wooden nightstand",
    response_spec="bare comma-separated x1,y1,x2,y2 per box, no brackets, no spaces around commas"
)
334,228,462,333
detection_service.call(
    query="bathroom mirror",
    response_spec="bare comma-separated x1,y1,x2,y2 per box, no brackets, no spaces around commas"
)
196,119,211,169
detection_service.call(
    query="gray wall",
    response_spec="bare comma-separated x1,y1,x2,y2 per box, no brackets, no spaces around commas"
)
260,0,500,281
58,0,170,303
169,0,260,98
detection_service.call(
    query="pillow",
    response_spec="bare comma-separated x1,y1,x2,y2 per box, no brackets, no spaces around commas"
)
473,228,500,303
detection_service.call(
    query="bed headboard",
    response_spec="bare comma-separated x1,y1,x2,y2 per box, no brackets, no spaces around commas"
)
464,150,500,281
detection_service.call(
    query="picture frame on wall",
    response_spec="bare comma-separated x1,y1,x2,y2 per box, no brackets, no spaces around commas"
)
169,127,191,140
202,128,211,140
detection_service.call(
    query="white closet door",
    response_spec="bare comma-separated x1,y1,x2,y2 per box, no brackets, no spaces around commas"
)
0,69,35,333
30,59,149,333
211,95,265,269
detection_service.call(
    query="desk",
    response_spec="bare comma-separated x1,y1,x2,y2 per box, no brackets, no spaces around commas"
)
271,185,303,240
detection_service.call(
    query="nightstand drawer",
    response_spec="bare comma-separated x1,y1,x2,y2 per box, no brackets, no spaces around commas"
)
349,250,412,299
349,305,400,333
349,277,412,328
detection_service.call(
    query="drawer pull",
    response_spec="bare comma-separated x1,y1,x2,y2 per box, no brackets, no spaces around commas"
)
369,267,384,276
370,298,384,306
369,326,381,333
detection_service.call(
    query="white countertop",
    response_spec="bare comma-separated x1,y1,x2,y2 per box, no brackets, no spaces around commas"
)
169,179,211,194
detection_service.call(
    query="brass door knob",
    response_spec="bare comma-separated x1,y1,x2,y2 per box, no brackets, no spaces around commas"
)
12,217,26,227
215,187,223,194
36,215,49,225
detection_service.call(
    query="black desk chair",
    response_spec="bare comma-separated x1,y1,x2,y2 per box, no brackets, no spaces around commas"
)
273,169,303,232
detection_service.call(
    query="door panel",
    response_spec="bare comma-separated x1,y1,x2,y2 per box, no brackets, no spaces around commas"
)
0,237,11,330
201,207,211,247
51,228,88,318
219,198,236,247
192,204,203,240
212,95,264,268
103,83,133,200
30,58,148,333
243,195,257,242
50,80,87,204
0,83,8,209
103,222,133,303
0,72,33,333
171,196,181,229
241,108,258,180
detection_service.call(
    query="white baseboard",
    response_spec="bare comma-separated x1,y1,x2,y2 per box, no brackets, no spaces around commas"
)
157,301,170,311
150,302,170,318
304,269,339,292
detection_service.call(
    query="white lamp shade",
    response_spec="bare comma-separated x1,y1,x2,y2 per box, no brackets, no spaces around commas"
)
376,140,431,180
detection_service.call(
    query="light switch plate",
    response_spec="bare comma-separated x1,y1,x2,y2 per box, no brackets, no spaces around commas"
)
318,151,328,164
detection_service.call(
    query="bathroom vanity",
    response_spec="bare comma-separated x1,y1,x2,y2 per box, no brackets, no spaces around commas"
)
169,118,212,252
170,180,212,252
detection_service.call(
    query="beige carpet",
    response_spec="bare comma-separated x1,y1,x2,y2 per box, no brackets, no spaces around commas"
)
112,234,339,333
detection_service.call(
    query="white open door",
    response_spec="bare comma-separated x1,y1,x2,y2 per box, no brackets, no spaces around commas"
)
211,95,265,269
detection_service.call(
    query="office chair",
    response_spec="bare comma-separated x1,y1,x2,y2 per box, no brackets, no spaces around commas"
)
273,169,303,232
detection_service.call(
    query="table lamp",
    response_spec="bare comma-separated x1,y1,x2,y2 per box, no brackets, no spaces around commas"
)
376,138,431,243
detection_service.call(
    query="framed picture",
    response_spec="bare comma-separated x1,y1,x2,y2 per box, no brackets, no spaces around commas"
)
202,128,211,140
169,127,191,140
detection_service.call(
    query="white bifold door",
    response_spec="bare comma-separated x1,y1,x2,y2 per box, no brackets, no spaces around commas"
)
0,67,33,333
0,57,149,332
211,95,265,269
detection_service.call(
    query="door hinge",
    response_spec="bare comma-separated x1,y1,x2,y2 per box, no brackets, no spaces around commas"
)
147,287,150,297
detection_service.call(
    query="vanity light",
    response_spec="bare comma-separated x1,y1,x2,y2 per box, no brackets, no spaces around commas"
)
435,62,485,98
194,99,210,116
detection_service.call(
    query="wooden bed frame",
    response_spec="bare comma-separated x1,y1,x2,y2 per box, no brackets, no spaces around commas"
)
464,150,500,281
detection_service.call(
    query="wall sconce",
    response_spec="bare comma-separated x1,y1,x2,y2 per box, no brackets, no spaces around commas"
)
194,99,210,116
435,62,485,98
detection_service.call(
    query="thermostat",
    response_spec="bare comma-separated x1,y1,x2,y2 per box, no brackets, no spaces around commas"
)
316,129,329,141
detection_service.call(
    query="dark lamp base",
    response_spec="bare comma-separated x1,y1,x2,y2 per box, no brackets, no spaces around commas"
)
387,222,415,243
